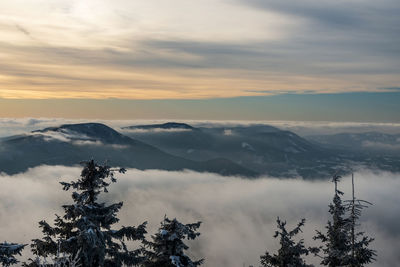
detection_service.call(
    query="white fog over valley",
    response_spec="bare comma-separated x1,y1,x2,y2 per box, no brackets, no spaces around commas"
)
0,166,399,267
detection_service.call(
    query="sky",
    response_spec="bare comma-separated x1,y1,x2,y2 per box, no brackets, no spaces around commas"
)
0,0,399,120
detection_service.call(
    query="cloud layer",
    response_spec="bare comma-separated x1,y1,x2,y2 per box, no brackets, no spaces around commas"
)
0,0,399,99
0,166,399,266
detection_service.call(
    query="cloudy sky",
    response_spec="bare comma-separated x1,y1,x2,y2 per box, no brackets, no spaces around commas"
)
0,0,399,120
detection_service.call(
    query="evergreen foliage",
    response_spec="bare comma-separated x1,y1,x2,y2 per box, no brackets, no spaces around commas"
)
0,242,26,266
142,216,203,267
312,174,352,266
312,173,376,266
260,217,312,267
29,160,147,267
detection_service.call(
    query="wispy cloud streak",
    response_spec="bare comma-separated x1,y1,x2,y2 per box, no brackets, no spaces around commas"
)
0,0,399,99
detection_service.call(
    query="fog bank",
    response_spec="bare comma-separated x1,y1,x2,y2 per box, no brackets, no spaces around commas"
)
0,166,399,266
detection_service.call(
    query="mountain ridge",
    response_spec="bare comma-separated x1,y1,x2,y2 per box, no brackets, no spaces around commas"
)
124,122,196,131
0,123,257,177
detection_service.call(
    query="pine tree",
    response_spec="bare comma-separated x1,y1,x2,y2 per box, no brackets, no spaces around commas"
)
0,242,26,266
311,174,352,266
26,242,81,267
344,173,376,267
142,216,203,267
29,160,147,267
260,217,312,267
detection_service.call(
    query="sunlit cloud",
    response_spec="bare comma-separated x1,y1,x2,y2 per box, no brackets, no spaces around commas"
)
0,0,399,99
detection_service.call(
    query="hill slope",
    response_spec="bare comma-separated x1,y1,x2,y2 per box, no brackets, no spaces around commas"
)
122,123,345,178
0,123,257,177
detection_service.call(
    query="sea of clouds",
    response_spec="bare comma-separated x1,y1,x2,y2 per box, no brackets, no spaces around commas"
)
0,166,399,266
1,118,399,266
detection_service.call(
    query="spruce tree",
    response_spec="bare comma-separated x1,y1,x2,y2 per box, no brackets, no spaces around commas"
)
312,174,352,266
29,160,147,267
260,217,312,267
142,216,203,267
344,174,376,267
0,242,26,266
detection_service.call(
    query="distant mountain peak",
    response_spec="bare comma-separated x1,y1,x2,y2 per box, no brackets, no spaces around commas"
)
35,122,114,132
49,122,118,132
32,123,129,144
124,122,196,131
161,122,194,129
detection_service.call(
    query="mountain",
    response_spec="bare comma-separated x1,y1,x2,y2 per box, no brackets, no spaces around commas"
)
33,123,134,144
4,122,398,178
124,122,195,130
121,123,346,178
0,123,257,177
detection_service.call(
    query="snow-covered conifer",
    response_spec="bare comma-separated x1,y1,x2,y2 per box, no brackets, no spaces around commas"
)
0,242,26,266
142,216,203,267
260,217,312,267
29,160,147,267
311,174,352,266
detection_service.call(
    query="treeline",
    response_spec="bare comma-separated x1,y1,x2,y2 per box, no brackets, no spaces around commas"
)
1,160,376,267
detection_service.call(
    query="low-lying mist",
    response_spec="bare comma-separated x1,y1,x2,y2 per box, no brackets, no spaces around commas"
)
0,166,399,266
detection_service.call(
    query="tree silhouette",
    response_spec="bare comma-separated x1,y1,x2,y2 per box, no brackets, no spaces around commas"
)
142,216,203,267
0,242,26,266
29,160,147,267
312,174,352,266
260,217,312,267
